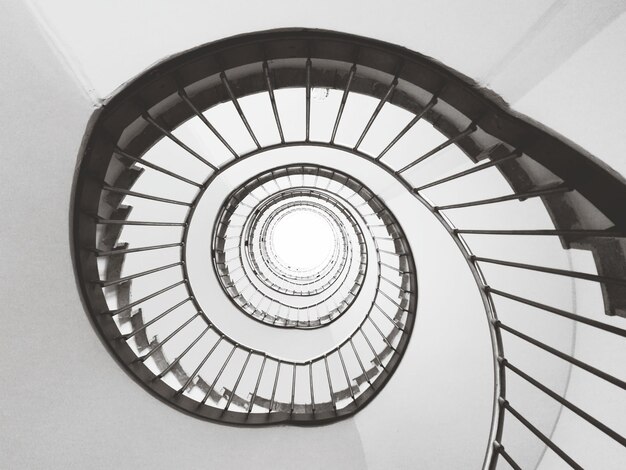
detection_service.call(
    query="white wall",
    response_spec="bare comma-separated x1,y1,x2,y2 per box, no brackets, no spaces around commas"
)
0,2,369,469
2,0,626,468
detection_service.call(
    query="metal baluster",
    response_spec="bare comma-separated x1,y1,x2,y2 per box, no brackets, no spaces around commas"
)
263,61,285,143
138,313,200,362
114,147,203,188
220,72,261,149
354,77,398,150
248,354,267,414
290,363,296,414
155,325,211,379
502,359,626,446
475,257,626,287
177,334,223,395
102,185,191,206
337,348,355,401
487,287,626,337
330,64,357,144
413,149,521,191
269,360,281,412
142,112,219,171
109,281,186,316
96,218,186,227
436,184,570,210
493,442,521,470
501,399,583,470
97,262,183,287
349,339,371,385
377,95,438,160
497,322,626,390
97,242,183,257
201,343,237,405
324,355,337,410
309,361,315,413
121,296,191,338
305,58,311,142
397,123,477,174
178,88,238,159
225,350,252,411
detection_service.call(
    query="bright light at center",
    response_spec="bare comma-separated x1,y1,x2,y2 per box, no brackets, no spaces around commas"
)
272,210,336,271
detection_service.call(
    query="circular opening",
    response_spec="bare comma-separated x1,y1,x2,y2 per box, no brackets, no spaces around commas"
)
211,163,376,329
270,209,335,272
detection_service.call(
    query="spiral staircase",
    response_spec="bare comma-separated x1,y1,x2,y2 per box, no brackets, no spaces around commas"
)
68,29,626,468
3,3,626,470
